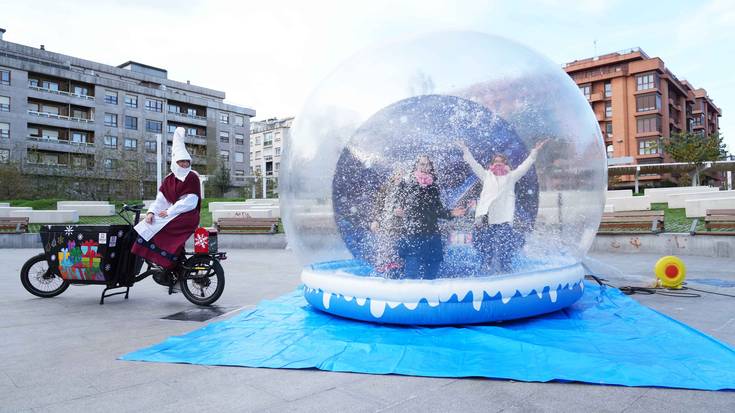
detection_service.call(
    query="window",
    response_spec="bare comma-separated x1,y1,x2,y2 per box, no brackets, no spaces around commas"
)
638,139,659,155
71,131,87,144
187,108,197,117
124,116,138,130
235,152,244,162
104,90,118,105
145,98,163,112
604,81,612,98
606,144,613,159
0,95,8,112
220,131,230,143
125,95,138,108
220,150,229,162
235,133,244,145
234,115,244,126
42,129,58,140
275,132,281,142
124,138,138,151
219,112,229,124
145,140,157,153
104,113,118,127
0,69,9,85
146,162,157,174
636,115,661,133
255,136,261,145
73,85,89,96
605,122,613,136
71,108,87,120
103,135,118,148
146,119,162,133
0,122,9,139
0,148,9,163
636,73,657,91
579,84,591,99
235,169,245,176
275,162,280,172
186,127,197,137
255,150,261,159
636,93,660,112
264,132,273,146
168,103,181,114
167,124,177,134
104,159,115,169
605,101,612,118
275,147,281,156
42,80,59,91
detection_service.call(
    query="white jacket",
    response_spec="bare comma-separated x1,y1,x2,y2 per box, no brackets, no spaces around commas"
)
462,147,538,225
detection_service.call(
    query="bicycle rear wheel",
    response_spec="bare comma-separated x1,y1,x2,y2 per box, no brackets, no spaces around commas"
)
179,255,225,306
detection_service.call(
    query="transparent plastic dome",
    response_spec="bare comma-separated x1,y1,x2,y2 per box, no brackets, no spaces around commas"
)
281,32,605,323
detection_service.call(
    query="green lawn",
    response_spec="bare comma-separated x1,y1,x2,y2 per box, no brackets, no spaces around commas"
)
650,202,705,233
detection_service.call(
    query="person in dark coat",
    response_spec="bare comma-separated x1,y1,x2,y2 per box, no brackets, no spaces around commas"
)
394,155,464,279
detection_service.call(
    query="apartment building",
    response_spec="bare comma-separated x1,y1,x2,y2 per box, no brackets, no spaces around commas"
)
0,29,255,195
249,117,293,179
564,48,721,186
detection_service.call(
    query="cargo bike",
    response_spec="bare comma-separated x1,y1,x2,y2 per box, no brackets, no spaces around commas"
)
20,204,226,305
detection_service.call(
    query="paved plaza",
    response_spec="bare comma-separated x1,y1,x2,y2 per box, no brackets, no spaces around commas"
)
1,248,734,412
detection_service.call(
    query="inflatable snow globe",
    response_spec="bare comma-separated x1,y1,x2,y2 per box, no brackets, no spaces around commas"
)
281,32,606,325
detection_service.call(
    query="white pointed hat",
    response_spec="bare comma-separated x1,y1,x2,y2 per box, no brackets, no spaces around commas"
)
170,127,192,181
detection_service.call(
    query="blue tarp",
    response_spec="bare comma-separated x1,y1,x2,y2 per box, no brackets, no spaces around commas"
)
121,282,735,391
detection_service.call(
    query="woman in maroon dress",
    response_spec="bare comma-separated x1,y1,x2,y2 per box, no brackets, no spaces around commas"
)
132,127,201,269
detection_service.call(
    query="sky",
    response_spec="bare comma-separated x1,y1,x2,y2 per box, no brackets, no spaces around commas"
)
3,0,734,151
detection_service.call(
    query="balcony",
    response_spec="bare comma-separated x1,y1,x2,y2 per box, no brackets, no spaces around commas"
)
167,110,207,122
27,134,94,146
588,92,604,102
27,110,94,124
28,84,94,101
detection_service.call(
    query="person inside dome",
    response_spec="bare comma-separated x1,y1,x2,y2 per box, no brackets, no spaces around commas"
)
456,139,549,272
394,155,465,279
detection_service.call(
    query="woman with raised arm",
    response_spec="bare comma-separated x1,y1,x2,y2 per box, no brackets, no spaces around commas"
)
456,139,548,272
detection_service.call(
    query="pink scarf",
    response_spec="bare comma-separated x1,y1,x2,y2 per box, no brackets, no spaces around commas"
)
490,164,510,176
414,171,434,187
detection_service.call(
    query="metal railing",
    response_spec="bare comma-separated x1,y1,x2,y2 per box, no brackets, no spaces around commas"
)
167,110,207,121
27,135,95,147
27,110,94,124
28,84,94,100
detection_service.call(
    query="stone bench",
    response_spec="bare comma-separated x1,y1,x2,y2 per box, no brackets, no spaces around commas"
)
604,196,651,212
57,204,115,216
9,210,79,223
685,198,735,218
605,189,633,198
212,209,276,221
56,201,110,207
208,202,251,212
0,207,32,218
668,191,735,209
644,186,718,204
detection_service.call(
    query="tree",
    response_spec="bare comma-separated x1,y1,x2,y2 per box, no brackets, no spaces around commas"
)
661,132,727,186
210,159,231,197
